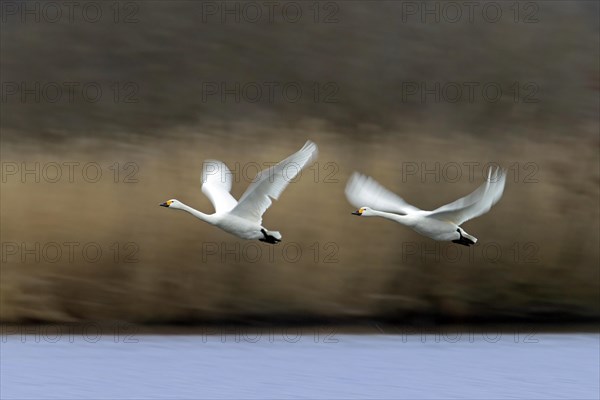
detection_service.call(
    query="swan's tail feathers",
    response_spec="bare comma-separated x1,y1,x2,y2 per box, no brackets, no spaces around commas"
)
463,232,477,244
259,229,282,244
452,231,477,247
267,230,282,240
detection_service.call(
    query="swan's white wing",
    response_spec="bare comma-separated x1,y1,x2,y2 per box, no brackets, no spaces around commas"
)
229,141,318,223
201,159,238,213
431,166,500,214
345,172,421,215
428,167,506,225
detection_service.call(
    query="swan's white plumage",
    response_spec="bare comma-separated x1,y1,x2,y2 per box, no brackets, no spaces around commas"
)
429,167,506,225
230,141,318,224
346,167,506,244
161,140,318,242
201,160,238,213
345,172,421,215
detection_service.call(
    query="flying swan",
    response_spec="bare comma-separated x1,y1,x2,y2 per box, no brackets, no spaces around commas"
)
345,167,506,246
160,141,318,244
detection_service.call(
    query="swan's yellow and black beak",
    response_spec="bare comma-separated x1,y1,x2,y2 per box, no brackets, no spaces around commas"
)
159,200,172,207
352,208,364,216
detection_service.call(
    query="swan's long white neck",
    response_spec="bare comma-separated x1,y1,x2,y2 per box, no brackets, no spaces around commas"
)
367,209,414,226
177,202,216,224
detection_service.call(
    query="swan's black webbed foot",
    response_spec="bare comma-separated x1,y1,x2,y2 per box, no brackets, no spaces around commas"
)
452,228,475,246
259,229,281,244
452,239,473,247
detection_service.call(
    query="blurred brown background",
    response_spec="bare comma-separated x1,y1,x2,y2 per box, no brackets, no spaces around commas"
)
1,1,598,323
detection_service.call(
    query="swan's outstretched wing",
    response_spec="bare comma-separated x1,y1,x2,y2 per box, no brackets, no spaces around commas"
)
428,167,506,225
201,160,238,213
431,166,501,214
229,141,318,223
345,172,421,215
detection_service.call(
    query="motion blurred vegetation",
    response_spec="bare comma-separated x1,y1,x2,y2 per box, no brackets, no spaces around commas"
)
1,1,598,323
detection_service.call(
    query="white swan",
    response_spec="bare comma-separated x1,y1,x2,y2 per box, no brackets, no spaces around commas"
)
345,167,506,246
160,141,318,244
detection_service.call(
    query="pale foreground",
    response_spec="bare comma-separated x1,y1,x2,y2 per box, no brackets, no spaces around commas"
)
2,332,598,399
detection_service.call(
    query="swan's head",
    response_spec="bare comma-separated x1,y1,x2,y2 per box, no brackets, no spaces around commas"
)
159,199,183,209
352,207,373,216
